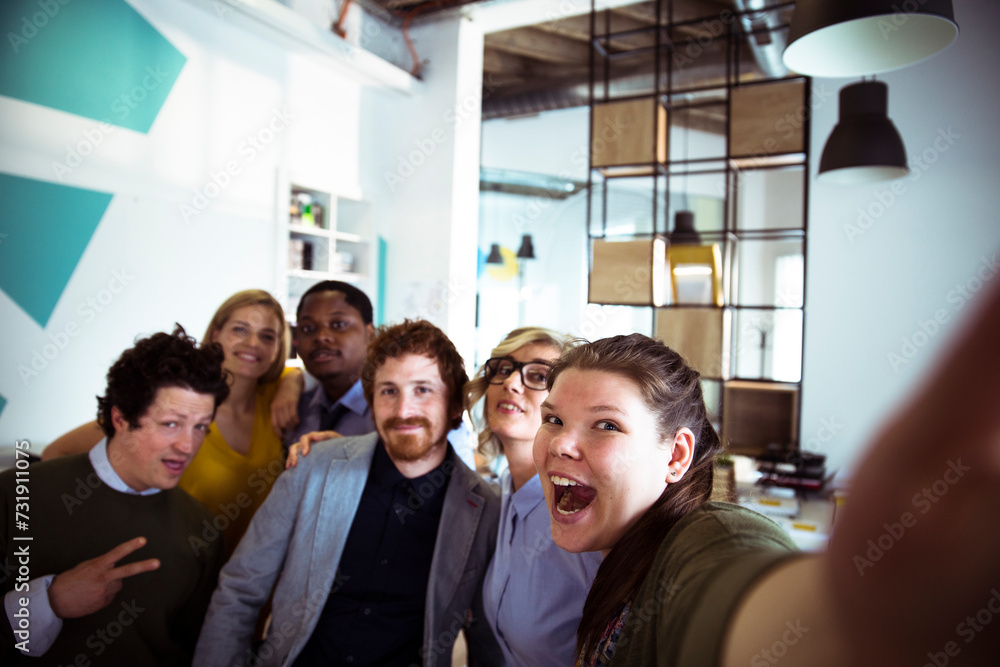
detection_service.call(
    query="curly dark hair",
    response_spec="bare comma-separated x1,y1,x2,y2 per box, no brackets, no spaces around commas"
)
361,319,468,430
96,325,231,437
548,333,723,662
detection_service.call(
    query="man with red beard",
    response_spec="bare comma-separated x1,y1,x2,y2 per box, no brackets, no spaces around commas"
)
192,320,503,667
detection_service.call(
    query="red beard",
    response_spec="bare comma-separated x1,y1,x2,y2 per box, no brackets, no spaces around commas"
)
379,417,444,462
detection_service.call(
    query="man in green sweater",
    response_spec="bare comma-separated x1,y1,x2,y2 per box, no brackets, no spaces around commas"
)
1,326,230,666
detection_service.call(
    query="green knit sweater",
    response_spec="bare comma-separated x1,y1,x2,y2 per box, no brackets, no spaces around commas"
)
609,502,799,667
1,454,225,666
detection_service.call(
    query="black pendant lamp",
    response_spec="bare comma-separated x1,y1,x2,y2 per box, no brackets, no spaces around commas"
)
516,234,535,259
783,0,958,77
670,211,701,245
486,243,503,264
819,80,908,185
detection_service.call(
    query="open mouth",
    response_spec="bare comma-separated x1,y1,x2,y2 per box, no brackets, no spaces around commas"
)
497,401,523,414
550,475,597,515
162,459,187,474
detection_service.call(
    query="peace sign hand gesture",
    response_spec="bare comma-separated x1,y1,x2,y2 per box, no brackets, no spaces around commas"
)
48,536,161,619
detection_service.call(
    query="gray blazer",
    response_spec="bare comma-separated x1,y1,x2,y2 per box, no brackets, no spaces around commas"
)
192,433,503,667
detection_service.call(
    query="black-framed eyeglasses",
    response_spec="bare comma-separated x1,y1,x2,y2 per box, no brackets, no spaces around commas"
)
484,357,553,391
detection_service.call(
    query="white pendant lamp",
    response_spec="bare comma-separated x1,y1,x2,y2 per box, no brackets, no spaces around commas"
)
783,0,959,78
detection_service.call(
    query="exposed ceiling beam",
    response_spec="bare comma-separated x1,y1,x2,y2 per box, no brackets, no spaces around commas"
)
534,11,658,52
486,26,591,63
482,47,530,74
465,0,648,34
613,0,733,25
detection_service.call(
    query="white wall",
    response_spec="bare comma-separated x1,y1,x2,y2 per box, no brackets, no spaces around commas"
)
801,0,1000,478
0,0,387,448
480,106,591,179
359,15,486,363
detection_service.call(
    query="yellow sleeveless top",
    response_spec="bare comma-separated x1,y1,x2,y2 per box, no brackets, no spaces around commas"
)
178,368,288,556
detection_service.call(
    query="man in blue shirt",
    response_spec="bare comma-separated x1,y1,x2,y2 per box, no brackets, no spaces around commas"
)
286,280,377,441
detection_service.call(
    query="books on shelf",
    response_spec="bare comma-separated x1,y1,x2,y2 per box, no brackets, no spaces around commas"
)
289,239,313,271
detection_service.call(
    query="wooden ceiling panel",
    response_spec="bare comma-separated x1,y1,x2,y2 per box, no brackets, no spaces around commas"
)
536,11,658,53
486,26,591,64
613,0,734,25
482,47,529,75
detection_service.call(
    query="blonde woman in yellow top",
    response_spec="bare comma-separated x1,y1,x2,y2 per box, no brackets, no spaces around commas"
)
43,289,301,557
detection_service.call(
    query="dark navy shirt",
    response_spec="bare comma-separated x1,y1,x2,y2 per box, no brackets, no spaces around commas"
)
292,441,453,667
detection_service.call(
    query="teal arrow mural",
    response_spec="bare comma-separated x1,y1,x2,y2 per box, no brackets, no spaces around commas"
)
1,0,186,133
0,173,113,328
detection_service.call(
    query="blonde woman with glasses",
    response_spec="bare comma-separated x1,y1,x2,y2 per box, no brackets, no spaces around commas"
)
468,327,602,666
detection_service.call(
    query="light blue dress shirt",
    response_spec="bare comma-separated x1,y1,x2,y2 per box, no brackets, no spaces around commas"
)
482,471,603,666
287,377,376,445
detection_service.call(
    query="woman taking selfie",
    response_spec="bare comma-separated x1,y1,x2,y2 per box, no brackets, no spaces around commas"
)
534,279,1000,667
